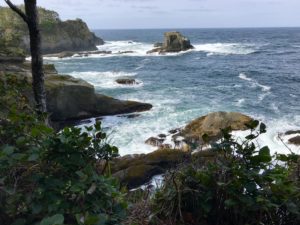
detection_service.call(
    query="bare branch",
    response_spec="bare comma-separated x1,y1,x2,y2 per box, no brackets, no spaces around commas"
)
4,0,28,23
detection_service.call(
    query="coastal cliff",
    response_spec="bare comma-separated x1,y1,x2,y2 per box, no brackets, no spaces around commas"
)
0,6,103,54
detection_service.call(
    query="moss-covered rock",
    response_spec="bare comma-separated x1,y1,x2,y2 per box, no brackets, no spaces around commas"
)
181,111,253,145
0,6,103,54
109,149,189,189
113,165,163,189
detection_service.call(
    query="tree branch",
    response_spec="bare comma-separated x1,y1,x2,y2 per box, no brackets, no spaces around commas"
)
4,0,28,23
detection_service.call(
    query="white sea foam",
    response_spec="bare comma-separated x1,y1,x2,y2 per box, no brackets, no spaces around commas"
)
68,71,143,89
96,111,300,157
238,73,271,101
236,98,245,107
194,43,257,56
239,73,252,81
232,117,300,156
96,40,153,57
42,41,259,60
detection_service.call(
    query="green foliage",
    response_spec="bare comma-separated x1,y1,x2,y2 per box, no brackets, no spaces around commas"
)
153,122,300,225
0,74,127,225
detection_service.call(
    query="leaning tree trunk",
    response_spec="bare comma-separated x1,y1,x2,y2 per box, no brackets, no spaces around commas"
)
5,0,47,114
24,1,47,114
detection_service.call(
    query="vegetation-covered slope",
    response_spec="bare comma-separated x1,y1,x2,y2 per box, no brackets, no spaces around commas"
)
0,6,103,54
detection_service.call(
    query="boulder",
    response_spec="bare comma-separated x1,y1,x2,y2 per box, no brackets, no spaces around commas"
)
147,31,194,54
289,136,300,146
158,134,167,139
118,51,135,54
109,149,189,189
113,165,163,190
145,137,164,147
45,75,151,121
116,78,139,85
285,130,300,135
169,128,180,134
181,112,253,145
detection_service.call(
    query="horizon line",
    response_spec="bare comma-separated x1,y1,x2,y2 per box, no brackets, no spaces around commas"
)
91,26,300,30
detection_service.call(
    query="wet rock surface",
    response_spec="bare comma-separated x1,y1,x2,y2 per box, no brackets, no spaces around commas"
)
147,31,194,54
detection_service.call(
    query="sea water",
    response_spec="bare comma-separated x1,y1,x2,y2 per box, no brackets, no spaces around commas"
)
45,28,300,156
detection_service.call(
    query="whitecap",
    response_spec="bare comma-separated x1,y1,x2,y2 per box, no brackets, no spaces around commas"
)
194,43,258,56
239,73,252,81
68,71,143,89
236,98,245,107
238,73,271,94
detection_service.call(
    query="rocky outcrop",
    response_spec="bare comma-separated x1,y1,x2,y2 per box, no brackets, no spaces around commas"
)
288,136,300,146
116,78,140,85
45,75,151,122
144,112,253,151
0,62,152,125
107,149,189,189
145,137,165,147
0,6,103,54
147,32,194,54
181,112,253,145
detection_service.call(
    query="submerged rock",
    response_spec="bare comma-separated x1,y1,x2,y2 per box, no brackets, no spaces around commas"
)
289,136,300,146
285,130,300,135
147,31,194,54
115,78,140,85
45,50,112,58
118,51,135,54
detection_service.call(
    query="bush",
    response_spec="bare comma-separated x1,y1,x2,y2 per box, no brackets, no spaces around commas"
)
0,74,127,225
153,122,300,225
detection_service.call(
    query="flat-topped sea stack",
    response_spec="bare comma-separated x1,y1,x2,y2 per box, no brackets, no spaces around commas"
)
147,31,194,54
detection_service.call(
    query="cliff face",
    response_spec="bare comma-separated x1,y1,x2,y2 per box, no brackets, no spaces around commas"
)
0,6,103,54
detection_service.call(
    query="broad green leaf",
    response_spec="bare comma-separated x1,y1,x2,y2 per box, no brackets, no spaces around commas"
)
2,145,15,155
40,214,64,225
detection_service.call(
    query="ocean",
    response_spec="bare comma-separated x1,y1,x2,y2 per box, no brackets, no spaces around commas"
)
45,28,300,156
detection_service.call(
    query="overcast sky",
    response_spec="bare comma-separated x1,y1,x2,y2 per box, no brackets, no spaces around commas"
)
1,0,300,29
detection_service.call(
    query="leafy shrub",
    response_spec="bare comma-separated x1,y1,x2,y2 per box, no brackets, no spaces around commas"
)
0,74,127,225
153,122,300,225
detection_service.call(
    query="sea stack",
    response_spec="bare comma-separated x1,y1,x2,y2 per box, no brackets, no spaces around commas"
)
147,31,194,54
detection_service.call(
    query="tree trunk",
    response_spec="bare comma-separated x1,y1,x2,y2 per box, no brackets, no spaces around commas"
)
24,0,47,114
5,0,47,114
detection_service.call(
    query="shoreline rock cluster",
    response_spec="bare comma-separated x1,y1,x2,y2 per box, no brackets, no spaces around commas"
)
145,112,253,151
108,112,254,189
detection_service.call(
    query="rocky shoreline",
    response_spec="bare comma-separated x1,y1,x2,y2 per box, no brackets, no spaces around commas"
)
0,60,152,129
104,111,300,189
